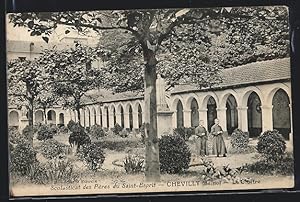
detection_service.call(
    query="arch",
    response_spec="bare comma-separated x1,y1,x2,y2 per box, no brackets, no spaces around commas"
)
170,95,184,111
117,104,125,128
247,92,262,137
91,107,96,126
184,93,200,110
272,89,291,139
47,110,57,125
58,113,65,126
137,103,143,128
99,106,103,127
176,99,184,128
190,98,199,127
9,110,19,128
225,95,238,134
207,96,217,132
34,110,44,124
219,89,239,108
110,105,117,126
241,86,264,107
266,84,291,106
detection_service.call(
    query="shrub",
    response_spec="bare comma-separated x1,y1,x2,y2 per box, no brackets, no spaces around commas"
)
77,143,105,171
124,154,144,174
10,142,37,176
201,158,248,184
69,123,91,150
22,125,34,143
28,162,49,184
257,130,286,162
242,153,294,176
159,134,191,174
119,128,129,138
174,127,186,140
9,126,24,145
58,125,69,134
230,129,249,151
112,123,123,135
37,124,56,141
89,124,106,139
185,127,195,140
67,120,76,131
40,139,68,159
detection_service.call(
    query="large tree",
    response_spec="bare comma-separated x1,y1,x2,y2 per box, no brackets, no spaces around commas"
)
8,6,289,181
8,58,43,127
37,43,102,123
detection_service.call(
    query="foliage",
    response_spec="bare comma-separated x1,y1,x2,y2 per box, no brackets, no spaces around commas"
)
10,142,37,176
9,126,25,145
69,123,91,149
201,158,248,184
123,154,144,174
27,162,49,184
112,123,123,136
230,128,249,151
257,130,286,162
119,128,129,138
58,125,69,134
95,135,142,151
37,124,56,141
77,143,105,171
40,139,68,159
67,119,77,131
22,125,34,143
159,134,191,174
242,153,294,175
89,124,106,139
174,127,195,140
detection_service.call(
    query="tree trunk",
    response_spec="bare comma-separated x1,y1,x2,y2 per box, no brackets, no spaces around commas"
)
43,107,47,124
144,51,160,182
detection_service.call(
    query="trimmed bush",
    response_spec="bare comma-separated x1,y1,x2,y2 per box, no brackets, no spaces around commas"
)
69,123,91,150
230,128,249,152
112,123,123,135
58,125,69,134
37,124,56,141
77,143,105,171
67,120,76,131
124,154,144,174
10,142,37,176
119,128,129,138
257,130,286,162
174,127,186,140
89,124,106,139
159,134,191,174
40,139,68,159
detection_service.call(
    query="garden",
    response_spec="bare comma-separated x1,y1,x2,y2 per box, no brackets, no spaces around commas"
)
9,121,294,195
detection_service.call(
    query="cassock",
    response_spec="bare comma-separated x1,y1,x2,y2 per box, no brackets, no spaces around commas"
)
210,124,227,156
195,125,209,156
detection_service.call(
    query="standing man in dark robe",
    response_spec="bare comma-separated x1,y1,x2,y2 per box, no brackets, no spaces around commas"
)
195,120,208,156
211,119,227,157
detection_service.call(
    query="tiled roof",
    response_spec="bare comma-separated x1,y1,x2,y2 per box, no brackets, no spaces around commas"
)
171,57,291,94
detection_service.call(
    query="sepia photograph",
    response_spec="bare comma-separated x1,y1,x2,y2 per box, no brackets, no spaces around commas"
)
6,5,294,197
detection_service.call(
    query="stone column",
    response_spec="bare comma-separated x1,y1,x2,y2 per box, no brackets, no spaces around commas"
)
55,111,60,126
183,110,191,127
102,110,108,128
198,108,208,130
133,112,139,129
237,107,248,131
96,109,101,125
65,112,71,125
90,111,95,126
289,104,293,143
124,112,130,129
116,112,122,126
109,113,115,128
261,105,273,131
217,107,227,131
85,111,90,128
172,110,177,128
